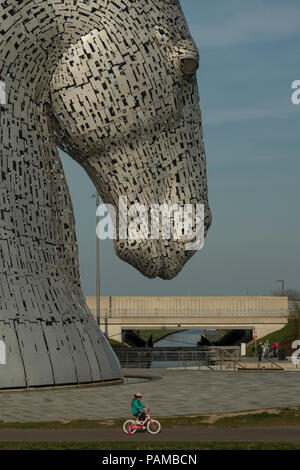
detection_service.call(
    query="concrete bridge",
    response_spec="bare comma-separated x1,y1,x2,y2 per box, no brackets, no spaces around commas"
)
86,296,289,343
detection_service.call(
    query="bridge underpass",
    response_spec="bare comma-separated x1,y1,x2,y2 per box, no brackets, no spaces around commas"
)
86,296,289,343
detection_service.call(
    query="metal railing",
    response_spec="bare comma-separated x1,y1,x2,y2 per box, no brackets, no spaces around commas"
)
256,356,284,371
216,348,247,371
114,346,242,370
114,346,285,371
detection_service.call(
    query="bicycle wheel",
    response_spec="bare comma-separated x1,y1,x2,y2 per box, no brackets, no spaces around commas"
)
123,419,136,434
147,419,161,434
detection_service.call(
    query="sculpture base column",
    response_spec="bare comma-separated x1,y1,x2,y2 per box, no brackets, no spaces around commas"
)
0,317,122,389
0,279,122,389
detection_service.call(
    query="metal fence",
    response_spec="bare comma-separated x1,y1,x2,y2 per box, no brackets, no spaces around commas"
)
115,346,241,370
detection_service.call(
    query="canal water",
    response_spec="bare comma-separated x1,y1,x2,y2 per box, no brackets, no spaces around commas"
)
154,329,205,348
151,329,219,368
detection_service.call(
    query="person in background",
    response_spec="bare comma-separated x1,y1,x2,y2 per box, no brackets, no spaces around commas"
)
258,342,264,362
272,341,280,358
261,342,266,360
264,340,270,359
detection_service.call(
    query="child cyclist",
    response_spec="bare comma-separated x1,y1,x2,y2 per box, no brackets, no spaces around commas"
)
131,392,147,423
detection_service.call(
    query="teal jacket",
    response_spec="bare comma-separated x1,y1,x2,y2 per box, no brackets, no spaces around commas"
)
131,399,146,415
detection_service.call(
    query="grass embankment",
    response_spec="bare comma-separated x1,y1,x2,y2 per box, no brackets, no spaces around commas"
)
1,406,300,430
107,329,183,348
247,317,300,357
2,408,300,450
108,328,226,348
108,338,122,348
133,329,185,343
134,329,227,344
0,442,300,450
107,329,184,348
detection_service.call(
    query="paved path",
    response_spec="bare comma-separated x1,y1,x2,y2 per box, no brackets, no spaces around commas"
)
0,427,300,442
0,369,300,422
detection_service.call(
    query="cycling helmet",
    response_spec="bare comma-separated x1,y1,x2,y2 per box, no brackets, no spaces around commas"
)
134,392,143,398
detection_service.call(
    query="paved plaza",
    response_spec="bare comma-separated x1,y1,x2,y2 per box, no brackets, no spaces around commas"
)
0,369,299,422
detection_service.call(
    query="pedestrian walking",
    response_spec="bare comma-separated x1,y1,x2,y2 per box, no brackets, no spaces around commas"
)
261,342,266,360
265,341,269,359
258,341,264,362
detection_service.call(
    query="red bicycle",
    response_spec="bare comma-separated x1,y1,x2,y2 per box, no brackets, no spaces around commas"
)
123,408,161,435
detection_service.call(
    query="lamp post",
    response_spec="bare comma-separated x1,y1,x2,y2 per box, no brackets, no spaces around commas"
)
277,280,285,297
92,192,101,327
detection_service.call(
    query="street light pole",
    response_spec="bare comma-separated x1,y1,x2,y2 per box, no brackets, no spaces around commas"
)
96,193,100,327
91,192,101,327
277,279,285,296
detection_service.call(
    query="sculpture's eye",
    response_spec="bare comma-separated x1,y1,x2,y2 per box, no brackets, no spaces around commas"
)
180,57,199,75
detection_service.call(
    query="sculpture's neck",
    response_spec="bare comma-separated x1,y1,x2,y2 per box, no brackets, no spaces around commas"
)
0,99,80,283
0,1,88,284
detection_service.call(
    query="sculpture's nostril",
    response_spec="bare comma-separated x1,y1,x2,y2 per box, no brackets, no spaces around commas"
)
180,57,199,75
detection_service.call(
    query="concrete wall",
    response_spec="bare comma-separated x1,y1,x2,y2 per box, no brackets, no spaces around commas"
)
86,296,288,317
86,296,289,343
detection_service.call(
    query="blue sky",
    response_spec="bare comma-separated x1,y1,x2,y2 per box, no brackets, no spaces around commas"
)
59,0,300,297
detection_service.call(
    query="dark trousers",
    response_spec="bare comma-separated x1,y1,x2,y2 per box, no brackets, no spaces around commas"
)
134,411,146,422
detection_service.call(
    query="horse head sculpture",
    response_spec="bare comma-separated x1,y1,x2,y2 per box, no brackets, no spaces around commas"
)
0,0,211,388
49,0,212,279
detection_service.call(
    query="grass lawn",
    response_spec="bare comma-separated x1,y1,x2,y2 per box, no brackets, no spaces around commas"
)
1,406,300,430
0,441,300,450
1,408,300,450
